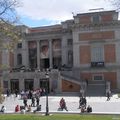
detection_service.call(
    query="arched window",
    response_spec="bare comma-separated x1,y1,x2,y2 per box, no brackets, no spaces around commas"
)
17,54,22,65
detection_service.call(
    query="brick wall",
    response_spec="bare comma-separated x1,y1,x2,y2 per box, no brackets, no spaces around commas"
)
104,72,117,89
104,44,116,63
79,44,116,64
79,31,115,41
80,72,117,89
80,45,91,64
80,72,92,81
78,11,114,24
79,15,91,24
101,14,113,22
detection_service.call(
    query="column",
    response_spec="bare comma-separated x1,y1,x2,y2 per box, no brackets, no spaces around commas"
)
19,74,25,91
25,41,29,67
61,36,67,65
37,41,40,70
22,40,28,67
34,73,40,89
49,39,53,69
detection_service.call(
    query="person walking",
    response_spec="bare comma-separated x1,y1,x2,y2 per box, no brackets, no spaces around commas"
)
106,90,111,101
31,97,35,107
23,97,28,107
36,96,40,106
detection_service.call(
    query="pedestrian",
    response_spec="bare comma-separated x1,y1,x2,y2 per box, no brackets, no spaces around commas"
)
106,90,111,101
15,89,18,97
23,97,28,107
59,98,68,111
15,105,20,112
6,89,10,97
33,105,41,113
0,106,6,113
26,105,31,112
36,96,39,106
85,79,88,86
78,97,83,109
87,105,92,113
82,97,87,108
31,97,35,107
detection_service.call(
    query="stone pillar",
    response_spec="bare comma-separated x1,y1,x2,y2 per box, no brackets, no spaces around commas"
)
50,70,61,93
19,74,25,91
34,73,40,89
25,41,29,67
37,41,40,70
49,39,53,69
57,71,62,93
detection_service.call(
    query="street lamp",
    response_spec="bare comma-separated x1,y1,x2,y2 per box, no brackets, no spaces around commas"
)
45,72,49,116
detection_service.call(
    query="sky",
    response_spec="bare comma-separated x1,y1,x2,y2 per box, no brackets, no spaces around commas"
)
16,0,115,27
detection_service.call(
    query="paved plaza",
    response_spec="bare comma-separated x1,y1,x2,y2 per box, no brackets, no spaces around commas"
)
0,94,120,114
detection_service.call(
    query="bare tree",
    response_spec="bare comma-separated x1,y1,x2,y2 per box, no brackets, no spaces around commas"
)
0,0,21,103
108,0,120,11
0,0,21,50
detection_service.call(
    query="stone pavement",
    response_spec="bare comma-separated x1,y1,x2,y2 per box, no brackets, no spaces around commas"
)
0,94,120,114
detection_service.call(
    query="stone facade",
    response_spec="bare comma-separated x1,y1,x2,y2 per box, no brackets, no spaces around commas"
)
1,10,120,94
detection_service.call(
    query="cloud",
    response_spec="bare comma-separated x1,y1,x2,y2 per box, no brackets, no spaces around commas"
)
16,0,114,23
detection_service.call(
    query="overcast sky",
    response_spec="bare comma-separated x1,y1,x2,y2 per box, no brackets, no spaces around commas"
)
16,0,115,27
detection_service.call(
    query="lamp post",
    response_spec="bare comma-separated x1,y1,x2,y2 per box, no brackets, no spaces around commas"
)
45,72,49,116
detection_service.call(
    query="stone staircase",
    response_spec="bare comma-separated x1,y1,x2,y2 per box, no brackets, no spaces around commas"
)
85,81,106,96
60,70,107,96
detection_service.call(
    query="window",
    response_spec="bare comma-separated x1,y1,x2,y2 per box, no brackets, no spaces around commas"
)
3,81,8,88
92,14,100,23
17,43,22,49
93,74,104,81
67,39,73,46
17,54,22,65
91,45,104,62
68,50,73,66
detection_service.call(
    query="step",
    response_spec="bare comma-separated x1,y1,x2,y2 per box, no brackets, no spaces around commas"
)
86,84,106,96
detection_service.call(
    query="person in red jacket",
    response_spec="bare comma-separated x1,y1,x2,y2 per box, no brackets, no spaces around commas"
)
15,105,20,112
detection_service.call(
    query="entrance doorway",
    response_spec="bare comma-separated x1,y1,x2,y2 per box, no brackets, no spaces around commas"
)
41,58,49,69
10,79,19,93
25,79,33,91
40,79,49,93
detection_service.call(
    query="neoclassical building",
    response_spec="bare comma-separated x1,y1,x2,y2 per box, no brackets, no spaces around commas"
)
1,10,120,95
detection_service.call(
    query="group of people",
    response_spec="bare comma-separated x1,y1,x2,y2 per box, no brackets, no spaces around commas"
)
78,96,92,113
4,88,93,114
20,90,42,113
3,88,46,114
15,104,33,113
20,88,47,100
22,92,40,107
59,97,92,113
1,87,113,114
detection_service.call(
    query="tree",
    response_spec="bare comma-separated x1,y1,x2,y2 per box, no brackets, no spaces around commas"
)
0,0,21,50
0,0,21,103
108,0,120,11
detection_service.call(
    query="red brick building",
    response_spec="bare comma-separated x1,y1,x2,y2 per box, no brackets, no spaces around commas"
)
1,10,120,95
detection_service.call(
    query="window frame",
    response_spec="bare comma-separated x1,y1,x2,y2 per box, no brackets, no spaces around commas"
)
91,44,104,62
92,74,104,81
91,14,101,23
17,43,22,49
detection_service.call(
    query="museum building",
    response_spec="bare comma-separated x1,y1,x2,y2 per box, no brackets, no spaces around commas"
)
1,10,120,95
